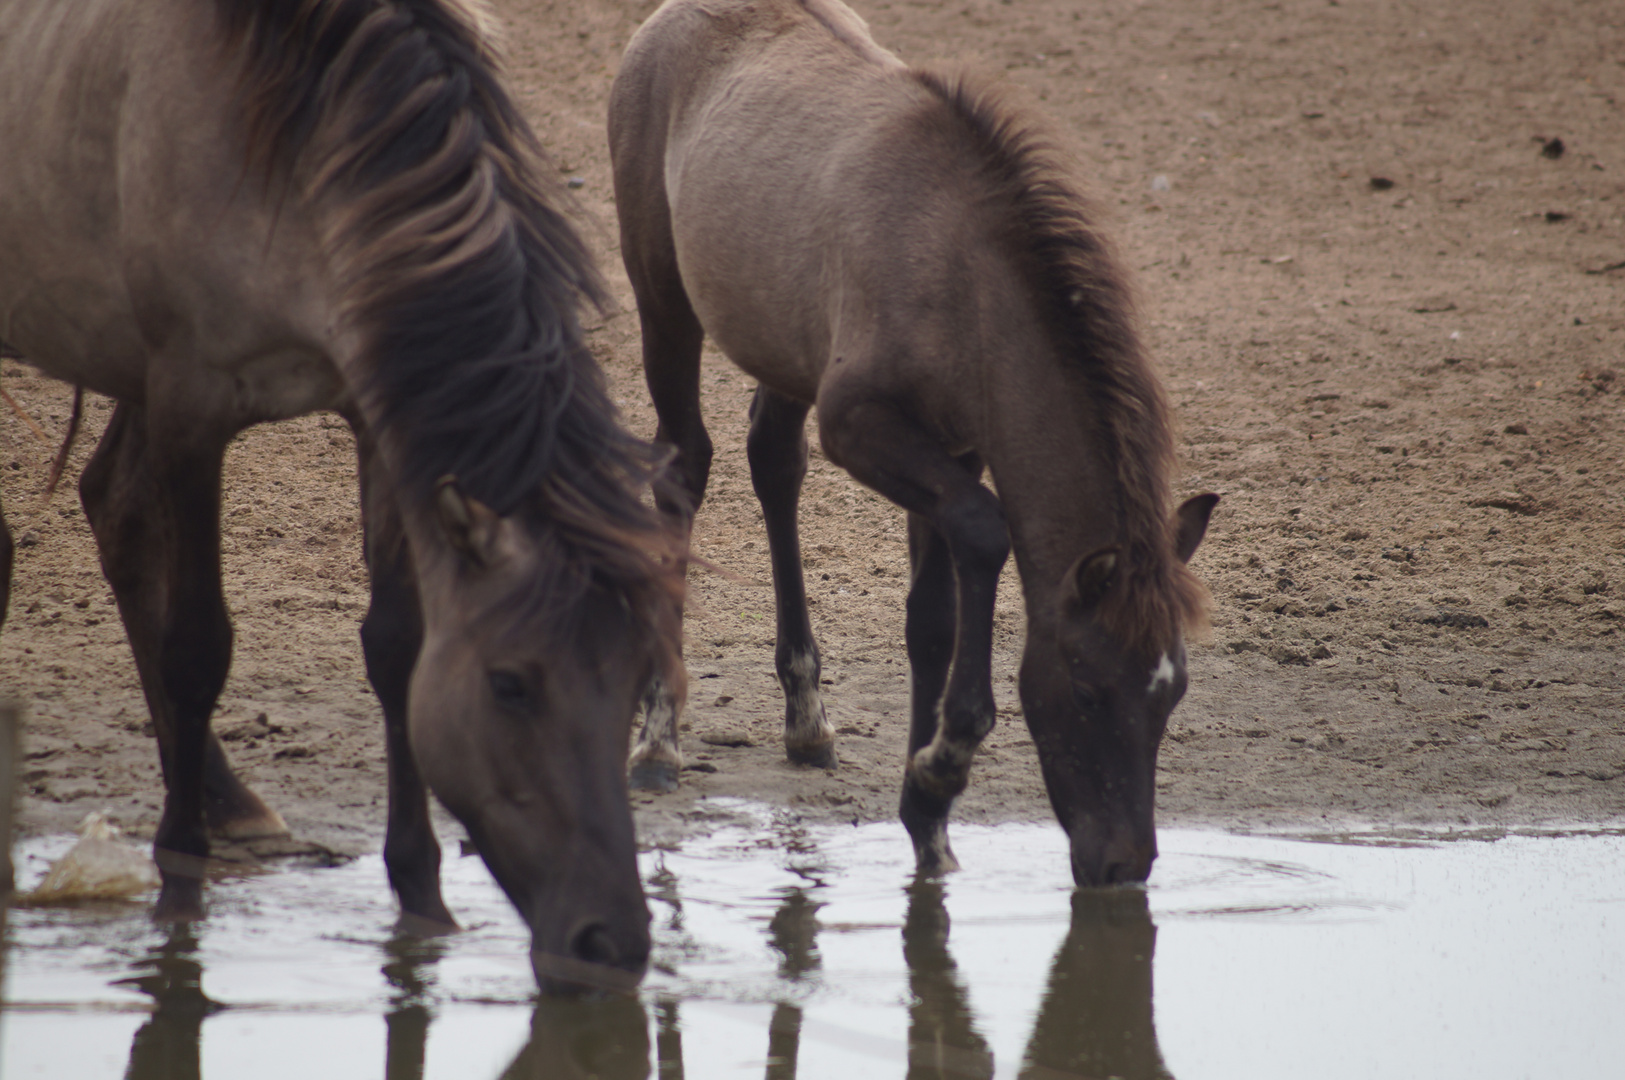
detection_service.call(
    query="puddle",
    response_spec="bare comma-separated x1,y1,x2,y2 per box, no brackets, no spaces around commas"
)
4,808,1623,1078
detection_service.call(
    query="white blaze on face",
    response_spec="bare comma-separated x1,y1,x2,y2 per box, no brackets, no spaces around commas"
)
1146,652,1176,695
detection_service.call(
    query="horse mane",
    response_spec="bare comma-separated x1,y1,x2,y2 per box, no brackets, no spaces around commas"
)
213,0,683,648
911,68,1210,649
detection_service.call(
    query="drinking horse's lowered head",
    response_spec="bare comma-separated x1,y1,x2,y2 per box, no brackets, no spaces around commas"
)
0,0,684,991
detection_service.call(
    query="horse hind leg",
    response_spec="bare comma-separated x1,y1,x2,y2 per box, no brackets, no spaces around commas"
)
81,404,276,917
624,201,710,792
629,673,684,792
0,481,12,629
747,386,836,768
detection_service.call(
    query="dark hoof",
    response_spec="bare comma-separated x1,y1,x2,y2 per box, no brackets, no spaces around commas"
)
912,836,962,877
153,879,206,924
786,740,838,769
397,909,460,938
900,785,959,876
629,759,680,793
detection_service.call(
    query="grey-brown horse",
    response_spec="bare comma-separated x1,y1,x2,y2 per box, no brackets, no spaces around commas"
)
611,0,1215,885
0,0,683,990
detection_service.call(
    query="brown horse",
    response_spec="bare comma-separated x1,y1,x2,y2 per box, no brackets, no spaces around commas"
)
610,0,1216,885
0,0,682,990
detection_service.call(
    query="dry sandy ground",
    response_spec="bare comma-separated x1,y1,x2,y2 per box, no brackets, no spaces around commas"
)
3,0,1622,869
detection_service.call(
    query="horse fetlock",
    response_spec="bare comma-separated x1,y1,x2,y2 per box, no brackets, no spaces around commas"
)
907,740,974,801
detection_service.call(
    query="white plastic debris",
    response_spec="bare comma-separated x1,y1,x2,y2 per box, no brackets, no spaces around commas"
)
21,811,160,904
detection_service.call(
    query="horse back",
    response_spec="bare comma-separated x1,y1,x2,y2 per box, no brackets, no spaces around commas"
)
0,0,341,418
614,0,1004,412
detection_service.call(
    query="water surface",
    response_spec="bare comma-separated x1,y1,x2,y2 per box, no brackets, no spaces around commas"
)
3,807,1622,1078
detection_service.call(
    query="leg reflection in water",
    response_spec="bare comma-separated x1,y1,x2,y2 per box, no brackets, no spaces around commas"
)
382,933,446,1080
119,924,219,1080
1018,888,1174,1080
765,887,823,1080
902,880,994,1080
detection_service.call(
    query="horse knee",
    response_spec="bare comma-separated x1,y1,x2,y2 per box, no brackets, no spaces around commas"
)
942,493,1009,577
360,602,420,694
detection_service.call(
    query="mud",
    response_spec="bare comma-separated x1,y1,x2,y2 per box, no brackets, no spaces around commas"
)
2,0,1622,859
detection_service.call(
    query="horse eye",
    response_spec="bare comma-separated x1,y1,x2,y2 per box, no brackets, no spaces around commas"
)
488,670,531,708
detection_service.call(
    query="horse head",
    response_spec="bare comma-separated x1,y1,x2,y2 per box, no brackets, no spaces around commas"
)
1020,494,1217,887
407,479,677,992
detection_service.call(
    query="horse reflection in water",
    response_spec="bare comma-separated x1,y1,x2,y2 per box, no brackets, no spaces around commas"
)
648,879,1174,1080
116,882,1173,1079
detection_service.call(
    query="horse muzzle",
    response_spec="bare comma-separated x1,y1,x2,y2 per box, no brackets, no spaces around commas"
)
530,918,651,996
1068,823,1157,887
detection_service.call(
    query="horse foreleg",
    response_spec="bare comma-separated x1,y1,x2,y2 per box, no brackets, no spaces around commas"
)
81,403,250,918
820,395,1009,875
747,387,836,768
902,511,958,869
352,417,454,931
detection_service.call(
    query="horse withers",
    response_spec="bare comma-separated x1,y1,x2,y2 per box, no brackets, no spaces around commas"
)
610,0,1216,885
0,0,683,990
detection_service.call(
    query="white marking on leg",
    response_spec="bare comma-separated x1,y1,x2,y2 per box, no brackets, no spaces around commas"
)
1147,652,1176,694
783,649,831,744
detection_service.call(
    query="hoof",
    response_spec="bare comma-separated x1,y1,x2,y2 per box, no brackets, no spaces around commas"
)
153,879,206,924
914,847,961,878
786,739,837,770
900,786,959,876
208,801,290,842
397,909,460,938
629,759,680,793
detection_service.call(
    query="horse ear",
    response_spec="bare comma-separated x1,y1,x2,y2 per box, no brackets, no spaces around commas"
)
435,475,502,569
1173,493,1219,564
1061,547,1120,615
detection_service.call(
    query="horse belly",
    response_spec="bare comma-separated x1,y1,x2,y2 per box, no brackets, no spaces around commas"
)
665,114,848,403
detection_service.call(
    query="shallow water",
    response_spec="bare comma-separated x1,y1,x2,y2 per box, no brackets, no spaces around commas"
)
3,806,1623,1079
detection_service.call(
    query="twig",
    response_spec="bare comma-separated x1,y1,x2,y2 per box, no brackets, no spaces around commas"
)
0,384,51,447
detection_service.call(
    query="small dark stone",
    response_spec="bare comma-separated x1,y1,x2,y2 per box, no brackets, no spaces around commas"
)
1421,609,1489,629
682,762,718,773
17,529,39,548
1541,137,1565,159
1369,176,1395,190
1503,423,1528,435
1545,210,1570,222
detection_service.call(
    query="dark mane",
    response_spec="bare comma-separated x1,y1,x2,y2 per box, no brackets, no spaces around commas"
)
214,0,681,638
912,68,1209,648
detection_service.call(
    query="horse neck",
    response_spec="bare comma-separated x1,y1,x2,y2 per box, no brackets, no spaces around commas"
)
982,349,1138,617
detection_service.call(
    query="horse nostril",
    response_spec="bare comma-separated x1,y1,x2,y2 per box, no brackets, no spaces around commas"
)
570,922,620,967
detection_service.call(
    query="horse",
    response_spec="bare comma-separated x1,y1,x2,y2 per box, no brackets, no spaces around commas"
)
0,0,684,991
609,0,1216,886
